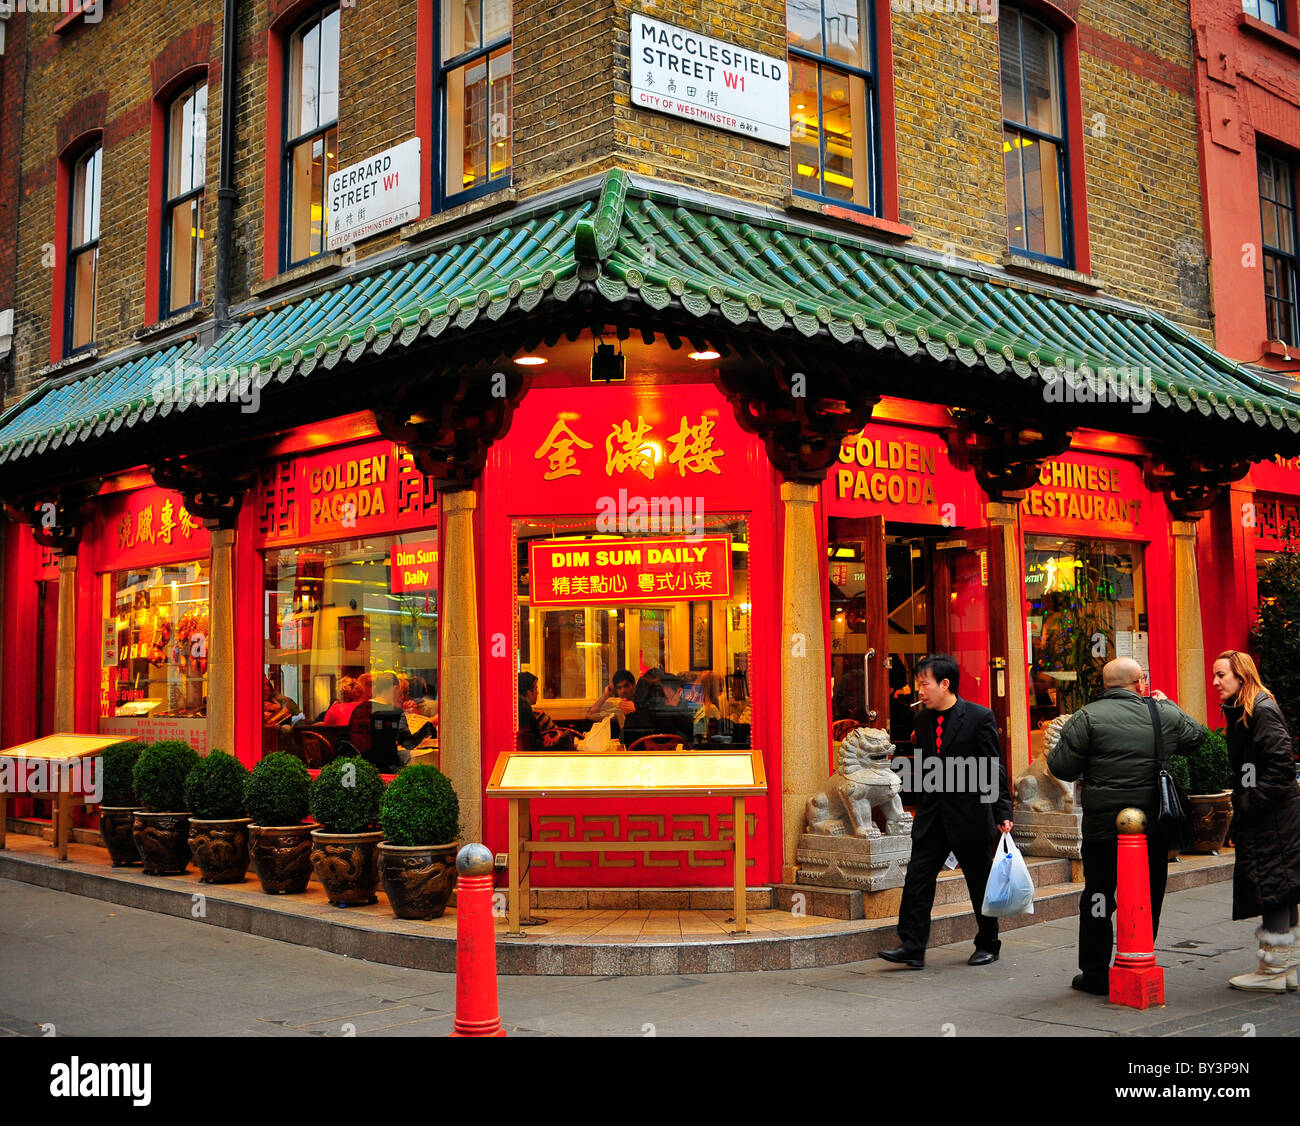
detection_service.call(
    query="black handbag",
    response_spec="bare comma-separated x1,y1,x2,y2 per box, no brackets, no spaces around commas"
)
1148,697,1191,850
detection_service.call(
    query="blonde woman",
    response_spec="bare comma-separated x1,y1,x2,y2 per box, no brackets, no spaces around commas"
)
1212,651,1300,992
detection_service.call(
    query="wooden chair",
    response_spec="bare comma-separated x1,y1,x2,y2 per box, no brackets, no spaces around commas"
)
294,729,333,769
832,718,860,741
542,726,582,750
627,733,686,751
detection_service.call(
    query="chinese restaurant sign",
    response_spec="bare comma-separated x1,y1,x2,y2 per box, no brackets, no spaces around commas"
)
529,535,733,606
630,15,790,146
257,439,438,546
1020,454,1150,537
497,384,763,515
389,538,439,593
827,423,983,526
96,486,210,570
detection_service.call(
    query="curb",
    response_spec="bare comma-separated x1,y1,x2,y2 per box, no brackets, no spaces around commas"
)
0,845,1234,976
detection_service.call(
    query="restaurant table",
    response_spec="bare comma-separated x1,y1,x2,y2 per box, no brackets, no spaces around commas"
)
486,748,767,935
0,733,123,860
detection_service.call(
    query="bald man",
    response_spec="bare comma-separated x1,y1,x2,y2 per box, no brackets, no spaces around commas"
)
1047,658,1207,994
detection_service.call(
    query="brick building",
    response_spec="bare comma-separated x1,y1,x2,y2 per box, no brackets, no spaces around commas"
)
0,1,1296,894
1187,0,1300,672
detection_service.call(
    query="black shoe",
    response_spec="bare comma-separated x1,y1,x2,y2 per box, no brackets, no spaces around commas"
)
879,946,925,969
1071,973,1109,995
968,949,999,966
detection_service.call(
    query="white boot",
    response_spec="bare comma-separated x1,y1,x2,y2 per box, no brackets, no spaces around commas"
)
1228,928,1294,993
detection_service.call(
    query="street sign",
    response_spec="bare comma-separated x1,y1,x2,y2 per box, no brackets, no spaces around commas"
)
630,15,790,147
327,137,422,250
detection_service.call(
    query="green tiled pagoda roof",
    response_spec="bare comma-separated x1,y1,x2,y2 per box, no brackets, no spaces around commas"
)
2,167,1298,467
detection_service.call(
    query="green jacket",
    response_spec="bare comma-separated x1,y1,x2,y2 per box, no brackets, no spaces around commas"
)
1046,689,1206,839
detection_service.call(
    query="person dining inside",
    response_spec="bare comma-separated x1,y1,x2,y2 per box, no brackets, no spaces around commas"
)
322,676,365,726
518,671,545,751
587,669,637,731
621,669,694,747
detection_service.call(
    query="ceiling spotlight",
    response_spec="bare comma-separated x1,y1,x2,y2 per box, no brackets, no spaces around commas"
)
515,355,547,366
689,349,721,361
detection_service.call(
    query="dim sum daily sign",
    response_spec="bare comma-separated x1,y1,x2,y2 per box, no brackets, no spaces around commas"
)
528,535,733,607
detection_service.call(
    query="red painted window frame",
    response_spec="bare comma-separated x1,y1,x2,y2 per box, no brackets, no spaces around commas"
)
262,0,339,281
49,129,103,364
144,64,209,327
997,0,1091,275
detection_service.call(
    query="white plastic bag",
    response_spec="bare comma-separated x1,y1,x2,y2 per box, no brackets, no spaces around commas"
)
981,831,1035,917
578,715,614,753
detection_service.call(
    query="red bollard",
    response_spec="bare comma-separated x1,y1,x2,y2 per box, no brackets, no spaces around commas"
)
450,843,507,1037
1109,808,1165,1009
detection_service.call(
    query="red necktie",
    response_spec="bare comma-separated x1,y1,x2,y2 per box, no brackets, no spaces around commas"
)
935,714,944,755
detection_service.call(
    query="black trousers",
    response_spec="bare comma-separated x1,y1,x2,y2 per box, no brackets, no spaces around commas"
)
897,823,1000,956
1078,831,1168,981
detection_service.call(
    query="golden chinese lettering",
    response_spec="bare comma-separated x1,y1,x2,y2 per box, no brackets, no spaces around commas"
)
605,416,656,480
668,415,724,476
136,505,155,545
157,499,176,544
534,419,593,481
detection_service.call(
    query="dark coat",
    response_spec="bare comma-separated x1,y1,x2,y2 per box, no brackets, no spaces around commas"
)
910,698,1012,847
1222,694,1300,920
1047,689,1206,840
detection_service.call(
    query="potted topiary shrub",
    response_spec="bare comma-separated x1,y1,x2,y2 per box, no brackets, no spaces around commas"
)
309,757,385,906
131,740,201,874
1171,727,1234,854
97,740,147,867
185,750,253,883
377,765,461,919
245,752,314,894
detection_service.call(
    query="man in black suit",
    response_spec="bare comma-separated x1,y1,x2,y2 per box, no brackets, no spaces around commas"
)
880,654,1014,969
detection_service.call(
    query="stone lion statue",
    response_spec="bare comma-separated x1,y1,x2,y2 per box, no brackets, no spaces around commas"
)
806,726,913,839
1014,713,1079,813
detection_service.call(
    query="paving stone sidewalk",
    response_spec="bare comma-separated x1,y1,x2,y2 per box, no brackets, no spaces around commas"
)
0,877,1295,1037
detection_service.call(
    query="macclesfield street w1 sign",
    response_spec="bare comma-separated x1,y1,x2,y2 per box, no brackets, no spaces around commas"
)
630,15,791,147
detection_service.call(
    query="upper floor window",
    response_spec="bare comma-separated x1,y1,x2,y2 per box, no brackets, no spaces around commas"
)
439,0,512,208
1243,0,1284,29
787,0,877,213
999,6,1070,265
164,81,207,316
284,5,339,268
1260,150,1299,345
66,145,102,354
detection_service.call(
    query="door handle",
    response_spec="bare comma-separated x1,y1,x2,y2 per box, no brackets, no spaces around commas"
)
864,648,878,723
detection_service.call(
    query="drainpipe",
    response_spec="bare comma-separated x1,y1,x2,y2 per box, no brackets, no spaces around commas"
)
213,0,238,332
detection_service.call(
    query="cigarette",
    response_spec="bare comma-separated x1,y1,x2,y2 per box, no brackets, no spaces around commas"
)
910,700,924,709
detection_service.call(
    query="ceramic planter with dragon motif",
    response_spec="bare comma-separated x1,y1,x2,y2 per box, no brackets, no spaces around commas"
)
99,806,143,866
132,812,192,874
310,829,383,905
377,842,459,919
249,823,316,894
188,817,253,883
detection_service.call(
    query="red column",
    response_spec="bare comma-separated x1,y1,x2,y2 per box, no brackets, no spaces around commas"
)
451,843,507,1037
1109,810,1165,1009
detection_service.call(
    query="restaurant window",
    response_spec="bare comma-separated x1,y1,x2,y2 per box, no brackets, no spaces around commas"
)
163,80,207,317
999,6,1069,264
788,0,877,214
438,0,512,209
1259,150,1299,346
283,5,339,269
515,518,752,747
66,144,102,354
1024,536,1145,718
263,533,439,727
103,561,211,719
1243,0,1284,28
